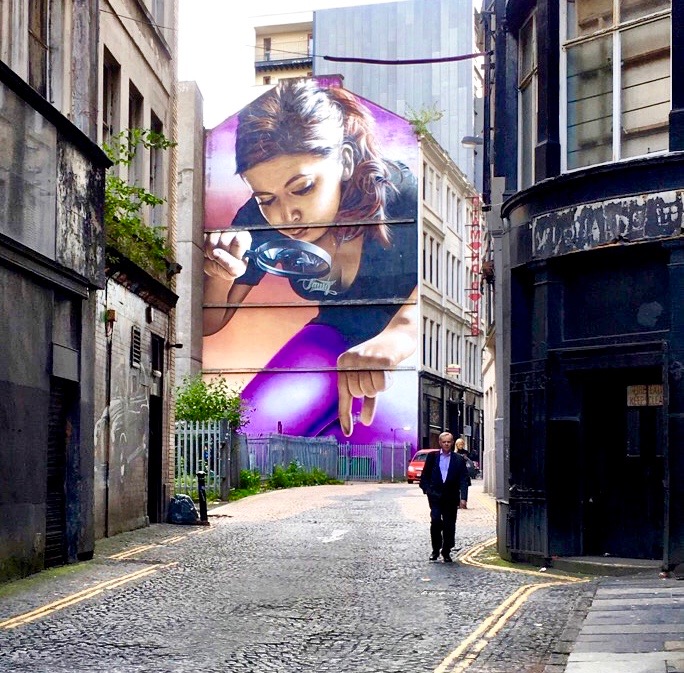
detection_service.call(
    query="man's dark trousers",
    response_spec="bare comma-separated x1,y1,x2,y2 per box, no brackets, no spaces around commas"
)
428,495,458,555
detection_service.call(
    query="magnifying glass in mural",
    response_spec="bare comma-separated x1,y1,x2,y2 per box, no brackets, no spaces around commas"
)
243,239,332,279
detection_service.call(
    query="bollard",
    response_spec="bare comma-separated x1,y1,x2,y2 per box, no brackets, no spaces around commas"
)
196,470,209,525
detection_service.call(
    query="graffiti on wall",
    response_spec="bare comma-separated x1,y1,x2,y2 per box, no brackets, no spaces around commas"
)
532,190,683,258
203,77,419,447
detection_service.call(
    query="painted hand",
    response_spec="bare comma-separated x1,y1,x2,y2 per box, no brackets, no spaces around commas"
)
336,339,395,437
204,230,252,280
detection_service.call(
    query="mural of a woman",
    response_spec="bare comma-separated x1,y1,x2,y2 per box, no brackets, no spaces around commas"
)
203,78,418,442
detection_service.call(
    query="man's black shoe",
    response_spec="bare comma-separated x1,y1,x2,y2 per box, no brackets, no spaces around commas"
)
442,553,453,563
429,552,439,561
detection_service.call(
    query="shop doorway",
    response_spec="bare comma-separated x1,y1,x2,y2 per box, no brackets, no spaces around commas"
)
147,395,163,523
46,377,77,567
581,370,664,559
147,335,165,524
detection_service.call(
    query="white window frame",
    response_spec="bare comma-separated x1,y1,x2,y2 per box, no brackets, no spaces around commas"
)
560,0,672,173
518,11,537,190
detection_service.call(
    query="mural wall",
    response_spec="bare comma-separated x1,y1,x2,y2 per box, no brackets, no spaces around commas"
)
203,77,419,447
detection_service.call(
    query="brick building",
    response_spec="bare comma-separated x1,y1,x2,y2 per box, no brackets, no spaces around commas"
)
95,0,180,536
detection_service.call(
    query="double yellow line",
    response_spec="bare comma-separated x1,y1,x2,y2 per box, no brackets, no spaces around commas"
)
435,579,570,673
435,536,588,673
0,563,174,630
0,531,208,630
107,534,188,560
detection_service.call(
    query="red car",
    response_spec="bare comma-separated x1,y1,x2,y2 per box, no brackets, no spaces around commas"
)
406,449,439,484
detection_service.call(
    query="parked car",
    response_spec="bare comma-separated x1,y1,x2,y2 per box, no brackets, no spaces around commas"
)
406,449,438,484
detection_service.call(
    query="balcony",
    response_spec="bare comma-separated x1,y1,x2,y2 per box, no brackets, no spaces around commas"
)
255,38,313,72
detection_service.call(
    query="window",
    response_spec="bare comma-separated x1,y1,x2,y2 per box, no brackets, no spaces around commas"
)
456,259,463,303
435,323,441,370
429,236,434,284
102,51,120,146
435,242,441,289
564,0,671,170
447,189,459,231
446,253,452,297
446,187,453,225
422,232,427,281
429,320,434,368
422,317,428,365
151,333,164,374
263,76,271,85
456,197,463,236
128,82,144,185
263,37,272,61
28,0,49,97
149,111,164,227
518,13,537,188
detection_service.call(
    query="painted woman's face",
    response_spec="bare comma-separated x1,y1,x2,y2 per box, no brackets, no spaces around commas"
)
241,152,348,244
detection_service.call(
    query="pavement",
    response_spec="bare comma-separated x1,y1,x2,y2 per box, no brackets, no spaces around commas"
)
560,574,684,673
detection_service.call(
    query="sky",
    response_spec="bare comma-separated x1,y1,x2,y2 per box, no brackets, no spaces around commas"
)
178,0,409,128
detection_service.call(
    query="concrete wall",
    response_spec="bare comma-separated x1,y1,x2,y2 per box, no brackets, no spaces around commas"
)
175,82,205,383
0,267,98,577
0,62,106,578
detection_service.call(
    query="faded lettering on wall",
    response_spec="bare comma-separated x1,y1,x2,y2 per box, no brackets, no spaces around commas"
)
532,191,683,258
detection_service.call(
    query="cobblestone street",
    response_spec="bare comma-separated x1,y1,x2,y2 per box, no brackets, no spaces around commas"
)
0,482,593,673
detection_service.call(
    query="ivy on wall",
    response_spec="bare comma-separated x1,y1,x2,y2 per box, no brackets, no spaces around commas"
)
103,129,175,280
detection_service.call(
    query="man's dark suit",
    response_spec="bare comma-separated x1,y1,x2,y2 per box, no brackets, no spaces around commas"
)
419,450,470,558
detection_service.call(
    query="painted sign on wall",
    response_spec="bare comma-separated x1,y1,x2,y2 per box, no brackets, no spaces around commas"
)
203,78,419,447
532,190,683,258
467,196,482,337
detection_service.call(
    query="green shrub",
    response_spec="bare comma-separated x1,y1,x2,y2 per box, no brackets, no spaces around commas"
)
239,469,262,490
103,128,176,280
267,462,342,489
175,374,249,428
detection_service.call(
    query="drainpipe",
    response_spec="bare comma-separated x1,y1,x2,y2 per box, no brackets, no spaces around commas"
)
104,305,116,538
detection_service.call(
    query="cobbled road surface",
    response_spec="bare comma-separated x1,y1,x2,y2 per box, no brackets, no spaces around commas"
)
0,482,593,673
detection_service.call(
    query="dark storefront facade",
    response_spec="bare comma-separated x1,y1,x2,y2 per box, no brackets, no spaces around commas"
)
420,373,483,463
491,0,684,570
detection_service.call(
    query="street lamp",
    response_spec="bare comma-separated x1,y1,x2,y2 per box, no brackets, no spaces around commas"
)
461,135,484,149
390,425,412,483
391,425,412,446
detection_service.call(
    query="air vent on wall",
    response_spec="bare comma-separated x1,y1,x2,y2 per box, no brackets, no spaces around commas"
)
130,326,142,368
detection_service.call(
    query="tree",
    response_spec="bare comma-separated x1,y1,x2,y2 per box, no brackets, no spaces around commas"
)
175,375,250,429
103,128,175,280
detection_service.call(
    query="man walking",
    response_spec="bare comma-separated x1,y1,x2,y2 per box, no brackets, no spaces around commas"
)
419,432,470,563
